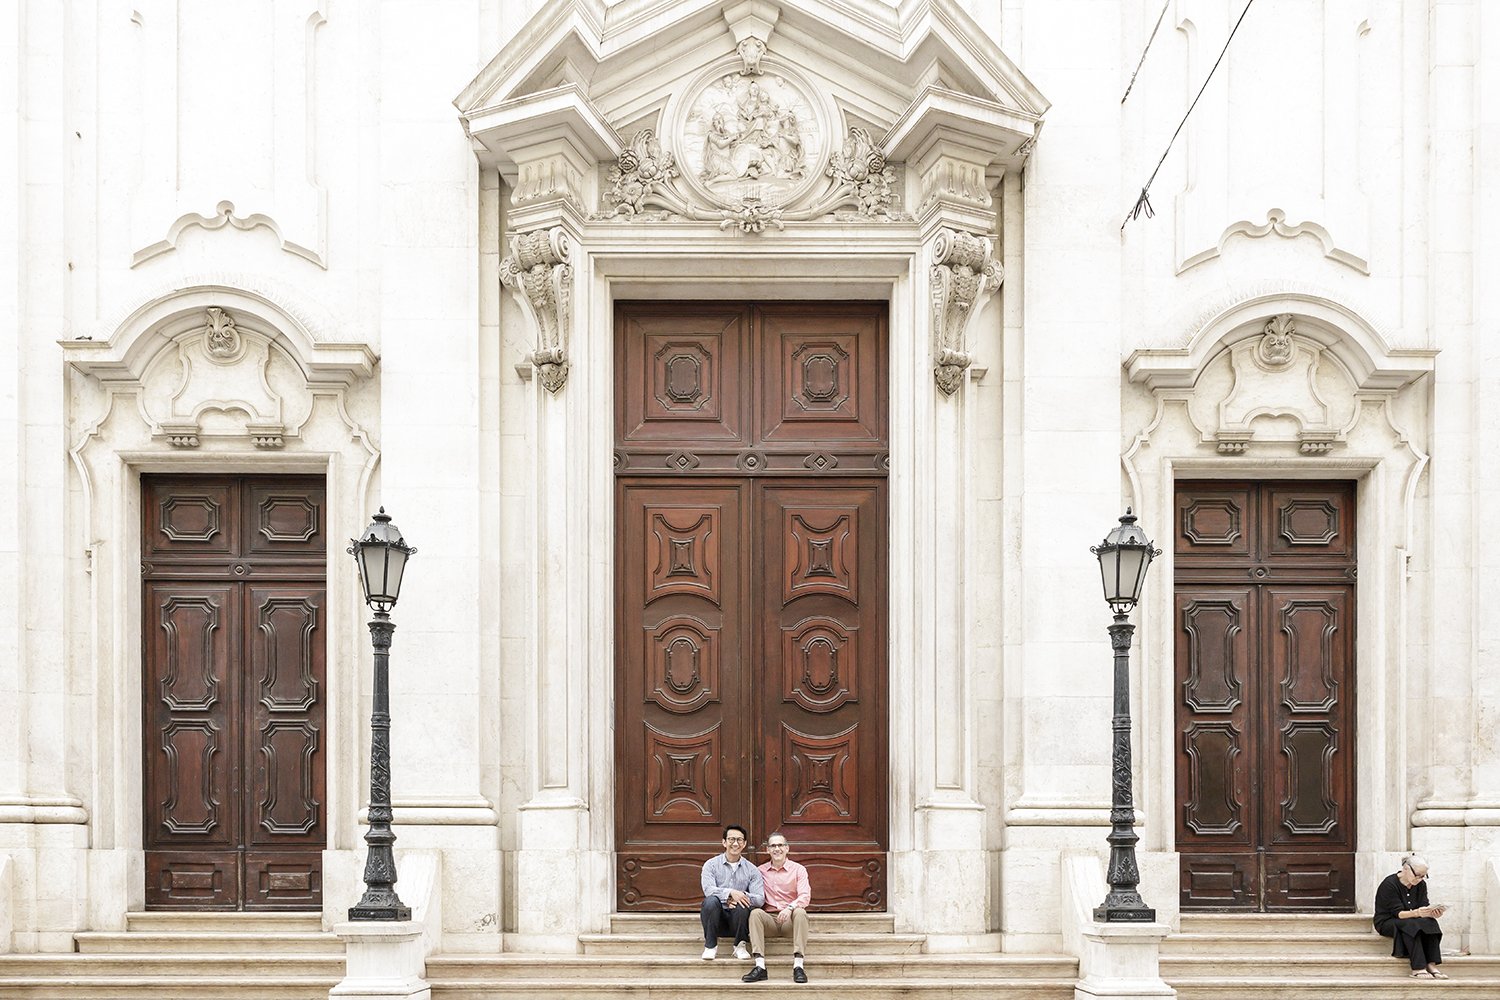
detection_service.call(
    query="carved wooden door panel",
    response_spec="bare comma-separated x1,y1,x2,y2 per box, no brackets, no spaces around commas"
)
615,302,888,911
143,476,327,910
1175,482,1356,911
758,483,887,908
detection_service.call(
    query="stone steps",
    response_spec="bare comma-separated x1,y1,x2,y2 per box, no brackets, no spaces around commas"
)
0,975,335,999
0,910,344,999
577,931,928,956
607,912,896,934
427,953,1078,981
433,912,1077,997
1163,913,1500,999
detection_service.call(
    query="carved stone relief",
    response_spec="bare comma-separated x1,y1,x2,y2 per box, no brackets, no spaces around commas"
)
681,73,821,208
150,307,289,447
930,228,1003,396
500,227,573,393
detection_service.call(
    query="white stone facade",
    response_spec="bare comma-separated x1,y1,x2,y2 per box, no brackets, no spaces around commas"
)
0,0,1496,959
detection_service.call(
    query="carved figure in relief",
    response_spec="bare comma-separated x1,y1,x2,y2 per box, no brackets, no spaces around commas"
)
683,72,818,207
742,832,814,984
699,824,763,962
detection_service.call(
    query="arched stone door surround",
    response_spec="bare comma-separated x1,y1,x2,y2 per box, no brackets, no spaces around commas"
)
60,280,378,922
1123,289,1436,918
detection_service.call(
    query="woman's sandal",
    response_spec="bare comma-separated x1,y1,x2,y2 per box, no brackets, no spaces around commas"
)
1410,970,1433,979
1429,969,1450,980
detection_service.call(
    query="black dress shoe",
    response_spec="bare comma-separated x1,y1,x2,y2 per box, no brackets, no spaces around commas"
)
741,966,768,983
792,967,808,983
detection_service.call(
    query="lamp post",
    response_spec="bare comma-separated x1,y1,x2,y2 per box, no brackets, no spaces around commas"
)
348,507,416,921
1089,508,1161,922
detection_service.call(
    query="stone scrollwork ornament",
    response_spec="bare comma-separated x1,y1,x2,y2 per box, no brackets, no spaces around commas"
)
930,228,1003,396
603,130,680,218
737,37,765,76
500,227,573,393
824,127,897,219
202,306,243,362
1257,313,1296,370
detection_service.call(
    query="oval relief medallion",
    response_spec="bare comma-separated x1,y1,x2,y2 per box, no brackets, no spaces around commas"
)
677,65,827,210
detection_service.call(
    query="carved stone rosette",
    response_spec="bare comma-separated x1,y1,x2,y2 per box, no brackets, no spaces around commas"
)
930,228,1003,396
500,227,573,393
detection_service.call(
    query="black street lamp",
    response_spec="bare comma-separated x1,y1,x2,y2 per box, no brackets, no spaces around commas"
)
348,507,416,921
1089,508,1161,922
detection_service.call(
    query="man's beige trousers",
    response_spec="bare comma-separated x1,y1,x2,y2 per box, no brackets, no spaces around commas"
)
748,908,809,955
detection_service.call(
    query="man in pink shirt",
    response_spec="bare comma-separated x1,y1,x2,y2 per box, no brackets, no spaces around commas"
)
741,831,812,983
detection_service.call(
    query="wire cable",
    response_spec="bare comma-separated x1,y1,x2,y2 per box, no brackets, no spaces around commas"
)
1121,0,1173,105
1122,0,1257,231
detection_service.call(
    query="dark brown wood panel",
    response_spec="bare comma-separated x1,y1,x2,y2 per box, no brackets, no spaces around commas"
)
1175,481,1355,912
759,483,886,905
143,475,327,910
615,303,888,911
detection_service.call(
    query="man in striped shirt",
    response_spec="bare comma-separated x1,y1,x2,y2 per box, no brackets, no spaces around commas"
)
741,831,812,983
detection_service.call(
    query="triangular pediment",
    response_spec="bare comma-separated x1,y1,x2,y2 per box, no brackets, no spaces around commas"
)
458,0,1046,229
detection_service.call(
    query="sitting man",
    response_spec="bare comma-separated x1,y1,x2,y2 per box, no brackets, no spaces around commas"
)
700,824,764,961
741,831,811,984
1373,854,1449,979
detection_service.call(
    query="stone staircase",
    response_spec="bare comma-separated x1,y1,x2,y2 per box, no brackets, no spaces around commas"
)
1162,913,1500,998
423,914,1079,998
0,911,343,999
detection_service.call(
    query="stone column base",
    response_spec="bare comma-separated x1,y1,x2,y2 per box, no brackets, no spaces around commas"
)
1074,921,1175,1000
331,921,431,1000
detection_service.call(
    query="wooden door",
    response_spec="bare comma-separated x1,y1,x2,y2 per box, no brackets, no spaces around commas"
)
615,302,888,911
1175,481,1356,910
143,475,327,909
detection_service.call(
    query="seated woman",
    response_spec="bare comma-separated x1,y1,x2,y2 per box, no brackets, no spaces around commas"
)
1374,854,1449,979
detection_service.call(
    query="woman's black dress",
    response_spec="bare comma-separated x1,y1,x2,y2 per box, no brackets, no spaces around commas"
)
1373,871,1443,971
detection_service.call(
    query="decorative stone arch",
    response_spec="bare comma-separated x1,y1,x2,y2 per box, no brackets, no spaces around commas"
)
457,0,1046,948
60,282,379,921
1120,290,1436,914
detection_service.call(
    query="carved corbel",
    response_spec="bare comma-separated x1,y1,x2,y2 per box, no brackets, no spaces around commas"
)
930,228,1003,396
500,228,574,393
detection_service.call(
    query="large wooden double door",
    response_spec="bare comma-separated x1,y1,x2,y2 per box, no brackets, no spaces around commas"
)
614,302,889,910
1175,481,1357,910
142,475,327,909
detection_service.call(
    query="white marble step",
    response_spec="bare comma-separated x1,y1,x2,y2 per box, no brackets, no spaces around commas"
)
1176,912,1375,935
1163,954,1500,979
123,910,324,934
427,952,1078,981
1162,930,1392,956
608,912,896,934
0,953,343,977
578,930,926,956
428,981,1077,999
1167,975,1500,1000
73,929,341,954
0,976,334,999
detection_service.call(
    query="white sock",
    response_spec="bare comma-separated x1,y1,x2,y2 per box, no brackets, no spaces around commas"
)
755,956,765,969
793,955,804,969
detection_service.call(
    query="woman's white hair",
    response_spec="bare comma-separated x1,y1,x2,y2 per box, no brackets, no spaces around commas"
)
1402,853,1430,873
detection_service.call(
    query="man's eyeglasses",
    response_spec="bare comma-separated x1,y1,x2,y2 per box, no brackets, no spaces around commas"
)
768,843,788,850
724,836,747,843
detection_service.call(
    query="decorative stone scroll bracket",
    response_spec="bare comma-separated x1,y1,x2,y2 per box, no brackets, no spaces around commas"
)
930,228,1003,396
500,227,574,393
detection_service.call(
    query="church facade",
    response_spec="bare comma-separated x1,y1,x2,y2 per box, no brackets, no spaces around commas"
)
2,0,1497,961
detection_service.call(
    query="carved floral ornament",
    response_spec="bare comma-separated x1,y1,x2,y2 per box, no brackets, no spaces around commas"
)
930,228,1003,396
499,227,573,393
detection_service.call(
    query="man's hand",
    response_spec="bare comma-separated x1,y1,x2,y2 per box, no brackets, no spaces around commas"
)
776,908,791,927
727,890,751,909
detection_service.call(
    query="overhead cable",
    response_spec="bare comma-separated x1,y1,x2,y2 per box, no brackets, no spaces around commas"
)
1122,0,1257,231
1121,0,1173,105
